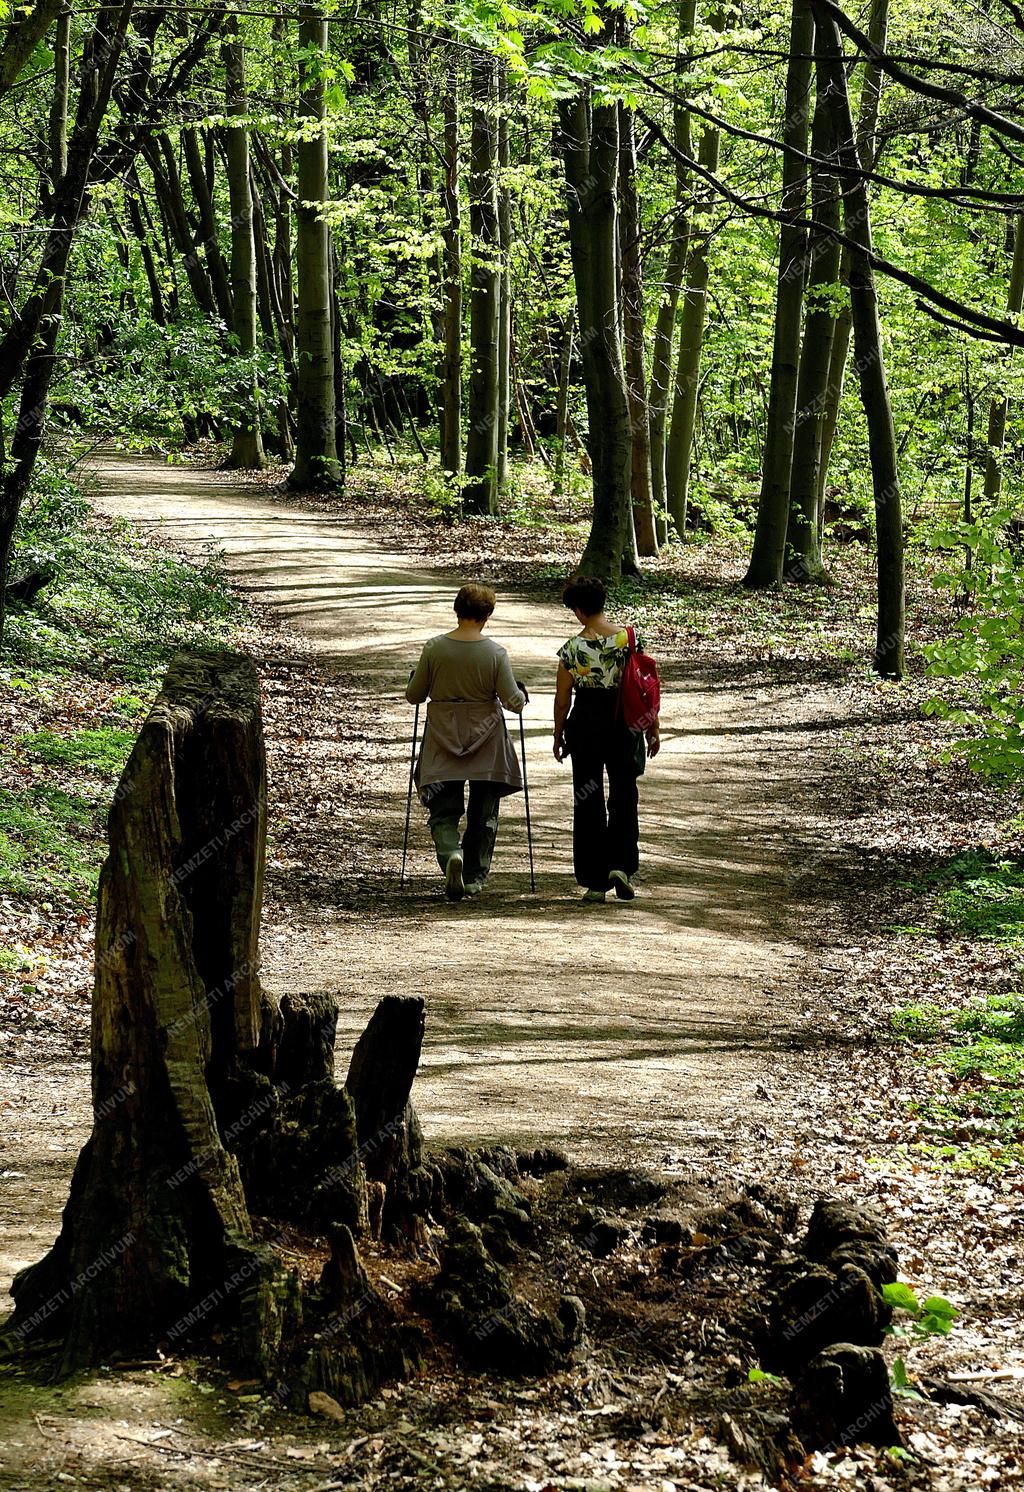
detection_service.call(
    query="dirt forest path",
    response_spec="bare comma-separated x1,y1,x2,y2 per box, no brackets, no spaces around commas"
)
89,450,816,1171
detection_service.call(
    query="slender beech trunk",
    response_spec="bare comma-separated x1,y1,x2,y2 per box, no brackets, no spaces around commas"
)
251,162,294,458
815,0,889,519
619,102,657,557
744,0,814,588
984,214,1024,503
439,57,462,474
650,0,696,545
1,1,135,648
553,311,574,497
288,1,341,491
813,0,904,678
269,15,297,447
329,238,347,484
182,127,233,327
558,91,632,580
125,183,167,326
496,65,511,493
665,122,719,537
785,62,840,582
49,7,70,187
249,164,276,345
143,138,219,318
222,13,266,469
463,53,500,515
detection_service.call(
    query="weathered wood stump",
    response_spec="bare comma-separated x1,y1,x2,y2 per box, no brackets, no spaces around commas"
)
3,650,410,1397
346,993,427,1235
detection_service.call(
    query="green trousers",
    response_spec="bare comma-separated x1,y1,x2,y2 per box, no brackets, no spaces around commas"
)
424,780,503,885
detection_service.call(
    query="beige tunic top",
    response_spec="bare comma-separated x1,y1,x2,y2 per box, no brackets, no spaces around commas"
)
406,635,525,796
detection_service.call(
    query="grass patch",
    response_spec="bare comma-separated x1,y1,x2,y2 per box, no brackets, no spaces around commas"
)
0,945,35,974
16,726,136,776
0,457,243,910
895,993,1024,1170
891,1004,945,1039
0,783,104,902
4,459,240,691
939,858,1024,944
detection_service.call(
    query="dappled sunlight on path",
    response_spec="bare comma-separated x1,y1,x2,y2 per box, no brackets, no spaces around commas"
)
90,451,822,1170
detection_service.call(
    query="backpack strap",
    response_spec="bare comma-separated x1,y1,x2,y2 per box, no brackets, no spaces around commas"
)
615,626,635,723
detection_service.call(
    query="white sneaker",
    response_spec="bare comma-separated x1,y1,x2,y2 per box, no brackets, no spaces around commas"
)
445,852,466,901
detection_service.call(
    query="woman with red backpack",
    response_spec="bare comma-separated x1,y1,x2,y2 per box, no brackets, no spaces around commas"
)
553,574,661,902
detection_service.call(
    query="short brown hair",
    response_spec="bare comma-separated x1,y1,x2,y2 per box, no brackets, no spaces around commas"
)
454,582,496,621
562,573,607,617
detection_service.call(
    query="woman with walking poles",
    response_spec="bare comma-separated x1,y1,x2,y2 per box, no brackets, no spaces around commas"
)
553,574,661,903
405,583,527,901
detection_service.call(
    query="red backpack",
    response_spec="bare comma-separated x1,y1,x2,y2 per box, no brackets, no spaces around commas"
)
620,626,661,733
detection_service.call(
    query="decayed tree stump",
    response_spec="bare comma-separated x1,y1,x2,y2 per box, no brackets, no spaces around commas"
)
4,650,408,1395
346,993,428,1234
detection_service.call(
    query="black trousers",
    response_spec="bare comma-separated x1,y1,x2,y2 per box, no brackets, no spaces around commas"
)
564,690,642,890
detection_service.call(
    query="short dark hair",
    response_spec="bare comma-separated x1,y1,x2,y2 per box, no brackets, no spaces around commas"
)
562,574,607,617
454,582,497,621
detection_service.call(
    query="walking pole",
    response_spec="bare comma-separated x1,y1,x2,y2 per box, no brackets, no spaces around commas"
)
400,701,420,889
518,709,536,894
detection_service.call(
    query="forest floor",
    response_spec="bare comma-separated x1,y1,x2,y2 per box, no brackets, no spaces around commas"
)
1,448,1022,1490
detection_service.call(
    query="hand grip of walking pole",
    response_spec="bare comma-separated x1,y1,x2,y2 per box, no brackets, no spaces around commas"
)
400,701,420,888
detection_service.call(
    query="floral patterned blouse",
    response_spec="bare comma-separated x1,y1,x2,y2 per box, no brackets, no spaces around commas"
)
557,628,644,689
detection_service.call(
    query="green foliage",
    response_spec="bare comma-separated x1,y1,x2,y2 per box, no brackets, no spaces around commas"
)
422,467,470,523
924,521,1024,783
890,1003,945,1040
1,462,241,909
889,1356,923,1401
16,727,136,777
893,992,1024,1170
882,1282,957,1337
0,946,34,975
0,783,104,903
5,457,240,687
939,859,1024,945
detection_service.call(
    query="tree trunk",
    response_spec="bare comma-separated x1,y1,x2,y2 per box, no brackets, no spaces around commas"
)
144,137,219,320
650,0,696,546
813,0,904,678
345,995,427,1237
6,650,419,1399
496,65,512,494
983,213,1024,503
222,15,267,470
464,53,500,516
48,6,70,188
619,102,657,557
439,57,462,474
553,311,574,497
665,123,719,537
182,127,234,328
330,237,348,484
125,181,167,327
744,0,814,589
288,2,342,491
785,63,840,583
0,2,135,647
815,0,890,518
0,0,65,99
558,91,632,582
